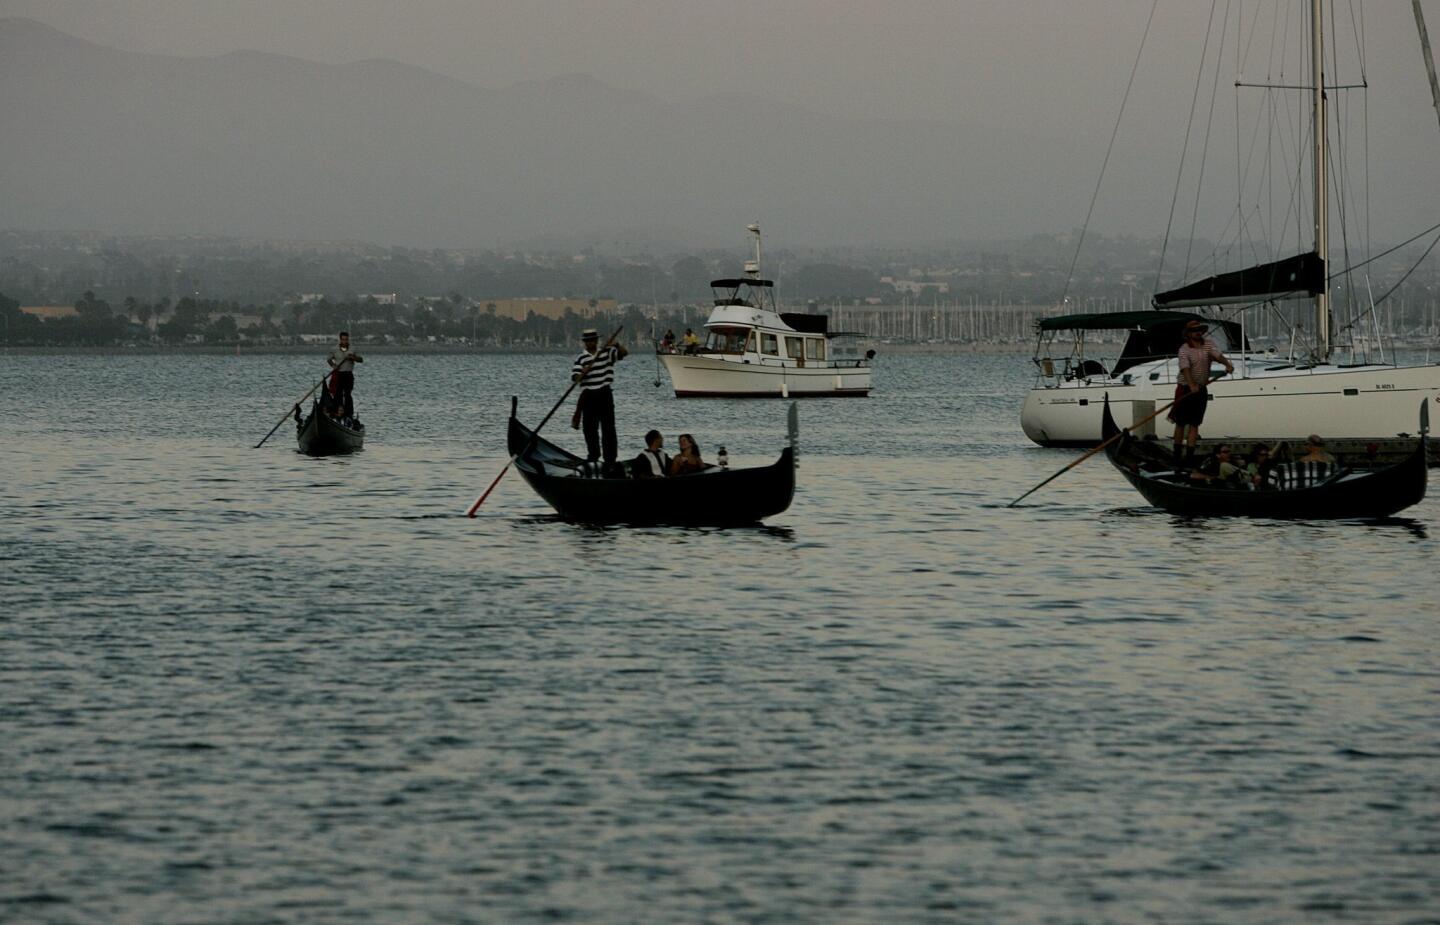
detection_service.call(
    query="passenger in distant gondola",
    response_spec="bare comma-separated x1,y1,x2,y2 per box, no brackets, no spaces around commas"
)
1169,319,1233,469
631,430,670,478
328,331,363,420
572,328,628,467
1297,434,1336,465
669,433,705,476
1190,444,1243,486
1243,444,1274,489
682,328,700,354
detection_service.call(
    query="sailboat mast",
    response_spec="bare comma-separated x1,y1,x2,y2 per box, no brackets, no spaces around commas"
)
1312,0,1330,359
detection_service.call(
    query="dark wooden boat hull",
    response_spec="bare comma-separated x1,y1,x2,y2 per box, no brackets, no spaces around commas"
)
297,406,365,456
507,415,795,525
1101,400,1427,519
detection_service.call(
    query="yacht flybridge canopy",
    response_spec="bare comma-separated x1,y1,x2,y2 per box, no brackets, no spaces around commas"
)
1152,252,1325,309
710,278,774,288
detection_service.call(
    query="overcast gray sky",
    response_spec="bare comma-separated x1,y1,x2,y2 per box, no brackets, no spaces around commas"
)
3,0,1439,248
4,1,1435,122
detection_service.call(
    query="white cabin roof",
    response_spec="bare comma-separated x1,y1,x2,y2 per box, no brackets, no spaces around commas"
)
703,305,794,332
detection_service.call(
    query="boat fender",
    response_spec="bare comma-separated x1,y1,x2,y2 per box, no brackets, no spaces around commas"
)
780,382,789,398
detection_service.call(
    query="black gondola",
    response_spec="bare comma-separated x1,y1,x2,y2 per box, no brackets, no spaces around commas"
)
1100,398,1428,519
296,400,365,456
507,398,797,525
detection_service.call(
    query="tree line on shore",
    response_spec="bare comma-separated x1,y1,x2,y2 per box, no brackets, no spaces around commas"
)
0,289,729,349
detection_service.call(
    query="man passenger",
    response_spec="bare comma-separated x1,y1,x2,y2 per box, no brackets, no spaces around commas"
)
631,430,669,478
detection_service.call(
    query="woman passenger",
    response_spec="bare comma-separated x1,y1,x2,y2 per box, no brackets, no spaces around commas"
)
1243,444,1273,489
669,433,705,476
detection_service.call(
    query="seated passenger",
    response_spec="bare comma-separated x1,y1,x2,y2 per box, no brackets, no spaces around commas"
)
660,329,676,353
1190,445,1243,486
631,429,670,478
682,329,700,354
669,433,705,476
1297,434,1336,465
1243,444,1274,489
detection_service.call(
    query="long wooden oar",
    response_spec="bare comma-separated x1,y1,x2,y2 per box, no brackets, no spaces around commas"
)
254,369,336,449
465,325,623,517
1008,377,1219,507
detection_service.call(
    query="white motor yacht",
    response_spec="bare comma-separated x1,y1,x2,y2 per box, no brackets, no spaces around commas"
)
658,225,874,398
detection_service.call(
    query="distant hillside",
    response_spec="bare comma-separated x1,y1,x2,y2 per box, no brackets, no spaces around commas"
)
0,17,1069,248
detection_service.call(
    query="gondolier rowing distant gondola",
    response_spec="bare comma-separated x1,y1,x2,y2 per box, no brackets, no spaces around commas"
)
327,331,364,421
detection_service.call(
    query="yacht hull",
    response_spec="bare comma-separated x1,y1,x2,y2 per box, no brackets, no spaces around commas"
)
660,353,871,397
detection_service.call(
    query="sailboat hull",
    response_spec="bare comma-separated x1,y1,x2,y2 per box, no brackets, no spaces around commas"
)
1022,361,1440,448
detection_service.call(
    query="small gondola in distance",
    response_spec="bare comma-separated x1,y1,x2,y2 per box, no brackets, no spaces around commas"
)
1100,397,1428,519
296,400,365,456
506,397,797,526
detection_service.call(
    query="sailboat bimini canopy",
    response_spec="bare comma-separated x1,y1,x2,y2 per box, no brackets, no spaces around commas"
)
1152,252,1324,309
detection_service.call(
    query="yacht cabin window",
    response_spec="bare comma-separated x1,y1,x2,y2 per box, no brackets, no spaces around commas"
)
804,338,824,360
785,336,804,359
706,326,752,355
761,332,779,355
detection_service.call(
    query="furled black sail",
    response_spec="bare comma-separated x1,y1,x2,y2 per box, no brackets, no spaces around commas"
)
1152,252,1324,308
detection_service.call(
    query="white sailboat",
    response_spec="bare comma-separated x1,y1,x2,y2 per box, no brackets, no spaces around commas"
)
658,224,875,398
1021,0,1440,451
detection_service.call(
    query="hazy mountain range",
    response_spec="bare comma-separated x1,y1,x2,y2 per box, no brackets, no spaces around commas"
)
4,15,1436,255
0,16,1090,250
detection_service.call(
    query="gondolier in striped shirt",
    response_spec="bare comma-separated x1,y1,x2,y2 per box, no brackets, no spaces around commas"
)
327,330,363,420
572,327,628,466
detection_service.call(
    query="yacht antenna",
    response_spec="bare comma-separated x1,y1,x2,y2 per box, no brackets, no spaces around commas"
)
745,223,762,279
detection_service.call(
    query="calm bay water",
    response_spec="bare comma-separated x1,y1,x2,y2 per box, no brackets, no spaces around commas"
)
2,351,1437,924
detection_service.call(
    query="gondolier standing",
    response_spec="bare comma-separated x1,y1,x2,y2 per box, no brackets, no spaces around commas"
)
328,331,363,419
572,327,627,467
1170,319,1232,469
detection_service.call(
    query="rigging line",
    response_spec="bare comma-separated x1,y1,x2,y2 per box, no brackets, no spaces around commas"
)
1414,0,1440,138
1059,0,1160,308
1237,87,1273,263
1363,48,1372,269
1329,217,1440,280
1337,225,1440,329
1235,0,1248,263
1330,129,1362,345
1155,0,1220,294
1350,0,1367,83
1184,0,1232,282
